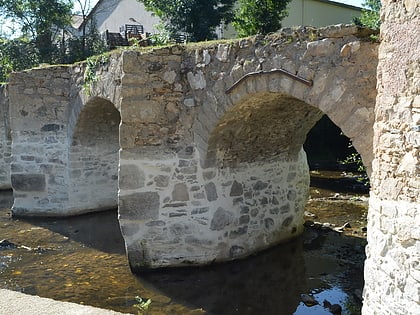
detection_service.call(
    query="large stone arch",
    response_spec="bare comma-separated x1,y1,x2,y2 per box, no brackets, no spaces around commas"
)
118,25,378,270
67,96,120,214
8,53,124,216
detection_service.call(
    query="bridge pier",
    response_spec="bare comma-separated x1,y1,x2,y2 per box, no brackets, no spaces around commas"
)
119,146,309,270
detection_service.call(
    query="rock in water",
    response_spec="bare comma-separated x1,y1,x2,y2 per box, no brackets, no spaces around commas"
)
0,239,17,250
300,293,318,306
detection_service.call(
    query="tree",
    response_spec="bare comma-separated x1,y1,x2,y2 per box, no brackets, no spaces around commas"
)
0,0,73,63
233,0,291,37
139,0,236,42
353,0,381,30
0,37,38,82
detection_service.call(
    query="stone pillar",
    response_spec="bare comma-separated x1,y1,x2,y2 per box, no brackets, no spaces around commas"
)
120,146,308,270
0,84,11,189
8,68,72,216
363,1,420,314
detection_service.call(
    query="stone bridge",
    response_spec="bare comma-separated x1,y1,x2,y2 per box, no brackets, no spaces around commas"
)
0,18,419,314
1,24,378,268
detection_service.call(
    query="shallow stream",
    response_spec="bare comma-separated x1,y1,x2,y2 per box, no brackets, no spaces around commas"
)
0,171,368,314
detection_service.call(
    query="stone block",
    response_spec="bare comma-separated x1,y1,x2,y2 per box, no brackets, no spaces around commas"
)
119,164,145,190
119,191,160,220
11,174,46,192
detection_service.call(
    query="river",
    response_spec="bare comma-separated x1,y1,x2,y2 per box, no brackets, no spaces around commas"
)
0,171,368,315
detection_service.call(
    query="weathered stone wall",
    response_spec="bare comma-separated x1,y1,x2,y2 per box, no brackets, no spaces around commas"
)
116,25,378,269
363,1,420,314
0,84,11,189
7,25,379,268
8,54,123,216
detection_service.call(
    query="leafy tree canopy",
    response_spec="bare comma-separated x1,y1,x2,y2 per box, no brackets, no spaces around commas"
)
353,0,381,30
233,0,291,37
139,0,236,42
0,0,73,62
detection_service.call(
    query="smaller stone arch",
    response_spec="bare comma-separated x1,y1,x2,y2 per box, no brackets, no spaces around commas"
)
67,96,121,214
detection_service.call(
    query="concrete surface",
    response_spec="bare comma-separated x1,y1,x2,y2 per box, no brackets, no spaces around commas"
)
0,289,131,315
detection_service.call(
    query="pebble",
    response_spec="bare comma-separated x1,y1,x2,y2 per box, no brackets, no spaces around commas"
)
300,293,318,306
0,239,17,250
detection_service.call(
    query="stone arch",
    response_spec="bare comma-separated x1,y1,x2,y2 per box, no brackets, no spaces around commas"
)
200,67,375,175
67,96,121,214
204,92,323,169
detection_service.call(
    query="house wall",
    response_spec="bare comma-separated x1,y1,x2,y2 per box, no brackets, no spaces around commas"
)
223,0,361,39
283,0,361,27
86,0,361,40
89,0,160,35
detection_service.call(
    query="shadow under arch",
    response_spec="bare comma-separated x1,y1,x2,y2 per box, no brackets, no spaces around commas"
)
68,96,121,214
204,92,324,169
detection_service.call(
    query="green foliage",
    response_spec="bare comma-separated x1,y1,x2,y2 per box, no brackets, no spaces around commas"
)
0,0,73,63
83,53,110,94
353,0,381,30
133,296,152,315
233,0,291,37
147,23,171,46
0,37,39,82
139,0,236,42
340,145,369,186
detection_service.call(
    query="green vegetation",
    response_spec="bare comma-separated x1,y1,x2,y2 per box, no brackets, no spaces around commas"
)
139,0,236,42
340,145,370,186
233,0,291,37
133,296,152,315
0,0,106,82
353,0,381,30
83,53,110,94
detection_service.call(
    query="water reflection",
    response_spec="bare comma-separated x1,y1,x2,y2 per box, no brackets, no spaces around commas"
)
0,174,367,315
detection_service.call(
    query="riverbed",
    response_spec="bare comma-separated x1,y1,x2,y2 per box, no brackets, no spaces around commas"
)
0,171,368,314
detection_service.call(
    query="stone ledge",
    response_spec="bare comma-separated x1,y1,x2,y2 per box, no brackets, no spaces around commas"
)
0,289,131,315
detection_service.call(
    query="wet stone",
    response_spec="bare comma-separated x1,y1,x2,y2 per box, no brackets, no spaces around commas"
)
265,218,275,229
272,196,279,205
282,216,293,227
233,197,243,205
154,175,169,187
230,180,243,196
240,206,249,214
0,240,17,250
239,215,250,224
230,226,248,239
205,182,218,201
11,174,46,192
253,181,268,190
287,190,297,201
210,207,234,231
146,220,166,227
203,170,216,180
191,207,209,215
251,208,259,217
172,183,189,201
119,164,145,190
260,196,268,205
230,245,245,258
281,204,291,213
119,192,160,220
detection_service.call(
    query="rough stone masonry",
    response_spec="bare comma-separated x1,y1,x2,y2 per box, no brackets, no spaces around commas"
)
363,1,420,314
1,24,379,272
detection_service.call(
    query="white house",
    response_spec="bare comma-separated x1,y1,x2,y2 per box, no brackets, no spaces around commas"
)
76,0,362,42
